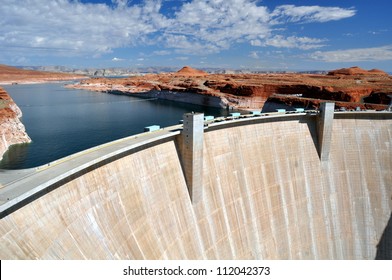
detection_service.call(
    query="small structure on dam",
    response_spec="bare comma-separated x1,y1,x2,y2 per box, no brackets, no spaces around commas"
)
0,103,391,259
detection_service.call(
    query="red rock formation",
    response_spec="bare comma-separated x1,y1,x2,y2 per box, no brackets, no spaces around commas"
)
328,66,388,76
175,66,208,77
68,66,392,111
0,87,31,160
368,69,389,76
363,92,392,105
267,94,388,111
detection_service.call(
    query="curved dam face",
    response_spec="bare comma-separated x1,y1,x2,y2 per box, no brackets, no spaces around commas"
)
0,110,391,259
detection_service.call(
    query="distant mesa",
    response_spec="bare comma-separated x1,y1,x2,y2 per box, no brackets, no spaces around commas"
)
0,64,61,76
0,64,85,84
328,66,388,76
368,68,389,75
176,66,208,76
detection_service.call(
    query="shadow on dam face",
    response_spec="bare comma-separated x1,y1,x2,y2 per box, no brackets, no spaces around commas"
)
376,212,392,260
0,112,391,259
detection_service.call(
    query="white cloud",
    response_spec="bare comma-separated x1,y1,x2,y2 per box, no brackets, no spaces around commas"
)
0,0,357,60
271,5,356,23
249,51,260,59
310,45,392,62
265,35,327,50
176,56,189,61
112,57,124,61
250,40,263,47
162,34,220,54
0,0,166,57
153,50,171,56
162,0,350,53
165,0,271,52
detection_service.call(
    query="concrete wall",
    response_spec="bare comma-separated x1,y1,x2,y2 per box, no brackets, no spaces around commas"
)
0,113,391,259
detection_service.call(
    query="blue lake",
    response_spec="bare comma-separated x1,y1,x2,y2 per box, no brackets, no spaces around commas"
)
0,82,228,169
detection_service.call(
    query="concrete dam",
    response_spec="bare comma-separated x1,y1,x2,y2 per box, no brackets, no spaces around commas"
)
0,103,391,259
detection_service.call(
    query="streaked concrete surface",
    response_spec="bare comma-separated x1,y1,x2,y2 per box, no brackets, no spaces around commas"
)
0,111,391,259
0,126,181,213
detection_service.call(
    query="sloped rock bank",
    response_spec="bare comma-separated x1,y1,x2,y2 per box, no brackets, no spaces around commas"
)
0,87,31,160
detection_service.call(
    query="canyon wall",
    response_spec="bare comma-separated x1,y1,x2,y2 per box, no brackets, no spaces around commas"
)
0,87,31,160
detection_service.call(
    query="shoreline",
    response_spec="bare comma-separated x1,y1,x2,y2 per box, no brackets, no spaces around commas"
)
108,89,229,109
65,82,263,111
0,77,87,86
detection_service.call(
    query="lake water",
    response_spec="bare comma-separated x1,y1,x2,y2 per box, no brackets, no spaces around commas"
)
0,82,228,169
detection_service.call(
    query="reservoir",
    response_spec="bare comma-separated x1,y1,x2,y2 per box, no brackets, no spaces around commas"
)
0,82,227,169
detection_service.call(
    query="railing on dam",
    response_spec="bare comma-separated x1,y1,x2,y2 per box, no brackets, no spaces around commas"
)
0,104,391,217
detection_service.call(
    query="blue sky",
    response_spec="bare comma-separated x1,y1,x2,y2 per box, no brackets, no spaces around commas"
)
1,0,391,71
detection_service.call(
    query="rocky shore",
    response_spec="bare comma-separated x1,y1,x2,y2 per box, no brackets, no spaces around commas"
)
0,87,31,160
67,66,392,111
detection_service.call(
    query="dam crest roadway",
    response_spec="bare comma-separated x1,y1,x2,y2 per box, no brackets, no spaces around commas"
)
0,104,391,259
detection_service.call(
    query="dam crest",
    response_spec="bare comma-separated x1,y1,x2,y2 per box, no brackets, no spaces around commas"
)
0,104,391,259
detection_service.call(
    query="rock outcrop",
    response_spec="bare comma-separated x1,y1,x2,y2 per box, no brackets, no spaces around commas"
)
328,66,389,76
363,92,392,105
175,66,209,76
0,87,31,160
67,66,392,111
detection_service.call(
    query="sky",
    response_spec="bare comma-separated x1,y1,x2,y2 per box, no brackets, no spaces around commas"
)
0,0,391,71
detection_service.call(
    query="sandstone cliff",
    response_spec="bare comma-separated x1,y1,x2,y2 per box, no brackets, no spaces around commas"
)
0,87,31,160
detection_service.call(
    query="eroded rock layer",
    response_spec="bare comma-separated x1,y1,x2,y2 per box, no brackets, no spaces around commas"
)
0,87,31,160
67,66,392,110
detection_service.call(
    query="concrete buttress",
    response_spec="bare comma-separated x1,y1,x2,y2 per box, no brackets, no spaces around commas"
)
317,102,335,161
179,112,204,203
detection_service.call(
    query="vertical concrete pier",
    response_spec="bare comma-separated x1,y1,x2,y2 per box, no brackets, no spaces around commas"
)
180,113,204,203
317,102,335,161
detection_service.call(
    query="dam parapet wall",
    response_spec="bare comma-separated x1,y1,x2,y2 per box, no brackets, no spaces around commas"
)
0,108,391,259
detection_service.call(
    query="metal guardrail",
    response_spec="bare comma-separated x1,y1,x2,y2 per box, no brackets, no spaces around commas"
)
200,109,320,126
199,108,392,127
